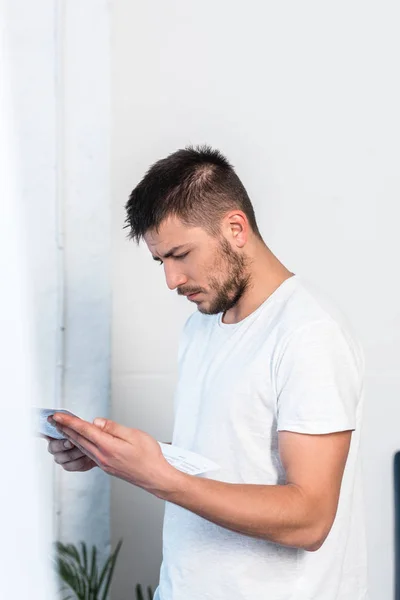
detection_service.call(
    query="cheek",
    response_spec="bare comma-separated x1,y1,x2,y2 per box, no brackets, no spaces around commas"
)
207,273,221,292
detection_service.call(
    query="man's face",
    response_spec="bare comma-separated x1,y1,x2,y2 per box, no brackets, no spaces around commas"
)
144,215,252,315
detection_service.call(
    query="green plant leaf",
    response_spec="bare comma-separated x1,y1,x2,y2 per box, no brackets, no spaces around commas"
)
136,583,144,600
59,542,80,566
58,557,84,599
67,543,81,566
82,541,88,574
90,545,97,583
90,566,99,600
88,545,100,600
97,553,113,595
55,542,89,600
99,539,123,600
55,539,123,600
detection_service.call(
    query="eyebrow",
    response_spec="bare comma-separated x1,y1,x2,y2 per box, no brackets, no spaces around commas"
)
152,244,190,261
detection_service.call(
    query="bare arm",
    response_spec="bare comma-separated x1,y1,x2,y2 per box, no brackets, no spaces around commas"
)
157,430,352,551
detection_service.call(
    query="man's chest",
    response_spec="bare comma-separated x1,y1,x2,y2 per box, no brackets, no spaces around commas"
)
171,330,284,482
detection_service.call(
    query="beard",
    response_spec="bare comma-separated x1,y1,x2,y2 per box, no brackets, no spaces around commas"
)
197,237,253,316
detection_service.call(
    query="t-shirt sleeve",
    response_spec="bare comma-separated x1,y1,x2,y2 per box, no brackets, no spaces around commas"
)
275,319,363,434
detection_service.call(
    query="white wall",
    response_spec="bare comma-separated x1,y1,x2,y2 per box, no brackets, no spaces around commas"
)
0,5,57,596
58,0,111,556
4,0,61,537
4,0,111,567
110,1,400,598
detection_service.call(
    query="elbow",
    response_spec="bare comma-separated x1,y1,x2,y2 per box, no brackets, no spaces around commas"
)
303,522,332,552
277,520,332,552
278,486,337,552
303,538,324,552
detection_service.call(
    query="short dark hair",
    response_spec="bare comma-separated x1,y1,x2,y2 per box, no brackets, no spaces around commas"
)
124,145,262,245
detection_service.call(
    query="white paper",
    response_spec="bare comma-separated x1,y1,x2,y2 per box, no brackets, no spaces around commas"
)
158,442,220,475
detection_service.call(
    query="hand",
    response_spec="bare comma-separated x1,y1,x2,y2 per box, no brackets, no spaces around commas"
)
42,435,97,472
49,413,182,497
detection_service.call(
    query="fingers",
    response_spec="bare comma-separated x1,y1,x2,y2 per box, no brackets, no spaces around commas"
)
47,440,96,472
51,447,84,465
52,413,105,446
58,424,99,463
56,454,96,472
62,457,96,472
47,438,75,454
48,434,96,464
47,439,85,464
52,413,134,445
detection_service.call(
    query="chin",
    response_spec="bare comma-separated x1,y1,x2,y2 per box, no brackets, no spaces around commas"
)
198,303,220,316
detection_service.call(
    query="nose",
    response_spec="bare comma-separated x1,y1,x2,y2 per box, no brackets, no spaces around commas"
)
164,263,188,291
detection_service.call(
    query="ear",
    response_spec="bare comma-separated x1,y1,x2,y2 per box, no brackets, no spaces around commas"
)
227,211,248,248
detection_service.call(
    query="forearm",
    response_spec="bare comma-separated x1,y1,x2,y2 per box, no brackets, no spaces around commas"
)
158,472,324,551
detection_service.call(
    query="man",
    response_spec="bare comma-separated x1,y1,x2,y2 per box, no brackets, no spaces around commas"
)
46,146,368,599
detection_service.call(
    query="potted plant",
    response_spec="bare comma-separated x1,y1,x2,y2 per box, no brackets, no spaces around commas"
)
54,540,154,599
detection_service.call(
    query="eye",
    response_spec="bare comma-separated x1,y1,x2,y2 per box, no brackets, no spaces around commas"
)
154,251,189,266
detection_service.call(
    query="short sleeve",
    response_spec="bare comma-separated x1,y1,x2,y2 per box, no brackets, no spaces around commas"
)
275,319,362,434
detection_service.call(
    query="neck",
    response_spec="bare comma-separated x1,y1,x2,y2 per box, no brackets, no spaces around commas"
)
222,244,294,325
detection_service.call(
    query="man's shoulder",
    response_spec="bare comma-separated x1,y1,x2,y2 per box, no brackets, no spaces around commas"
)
276,276,364,368
280,276,358,337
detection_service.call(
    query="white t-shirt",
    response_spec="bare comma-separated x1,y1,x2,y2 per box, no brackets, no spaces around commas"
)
154,274,369,600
